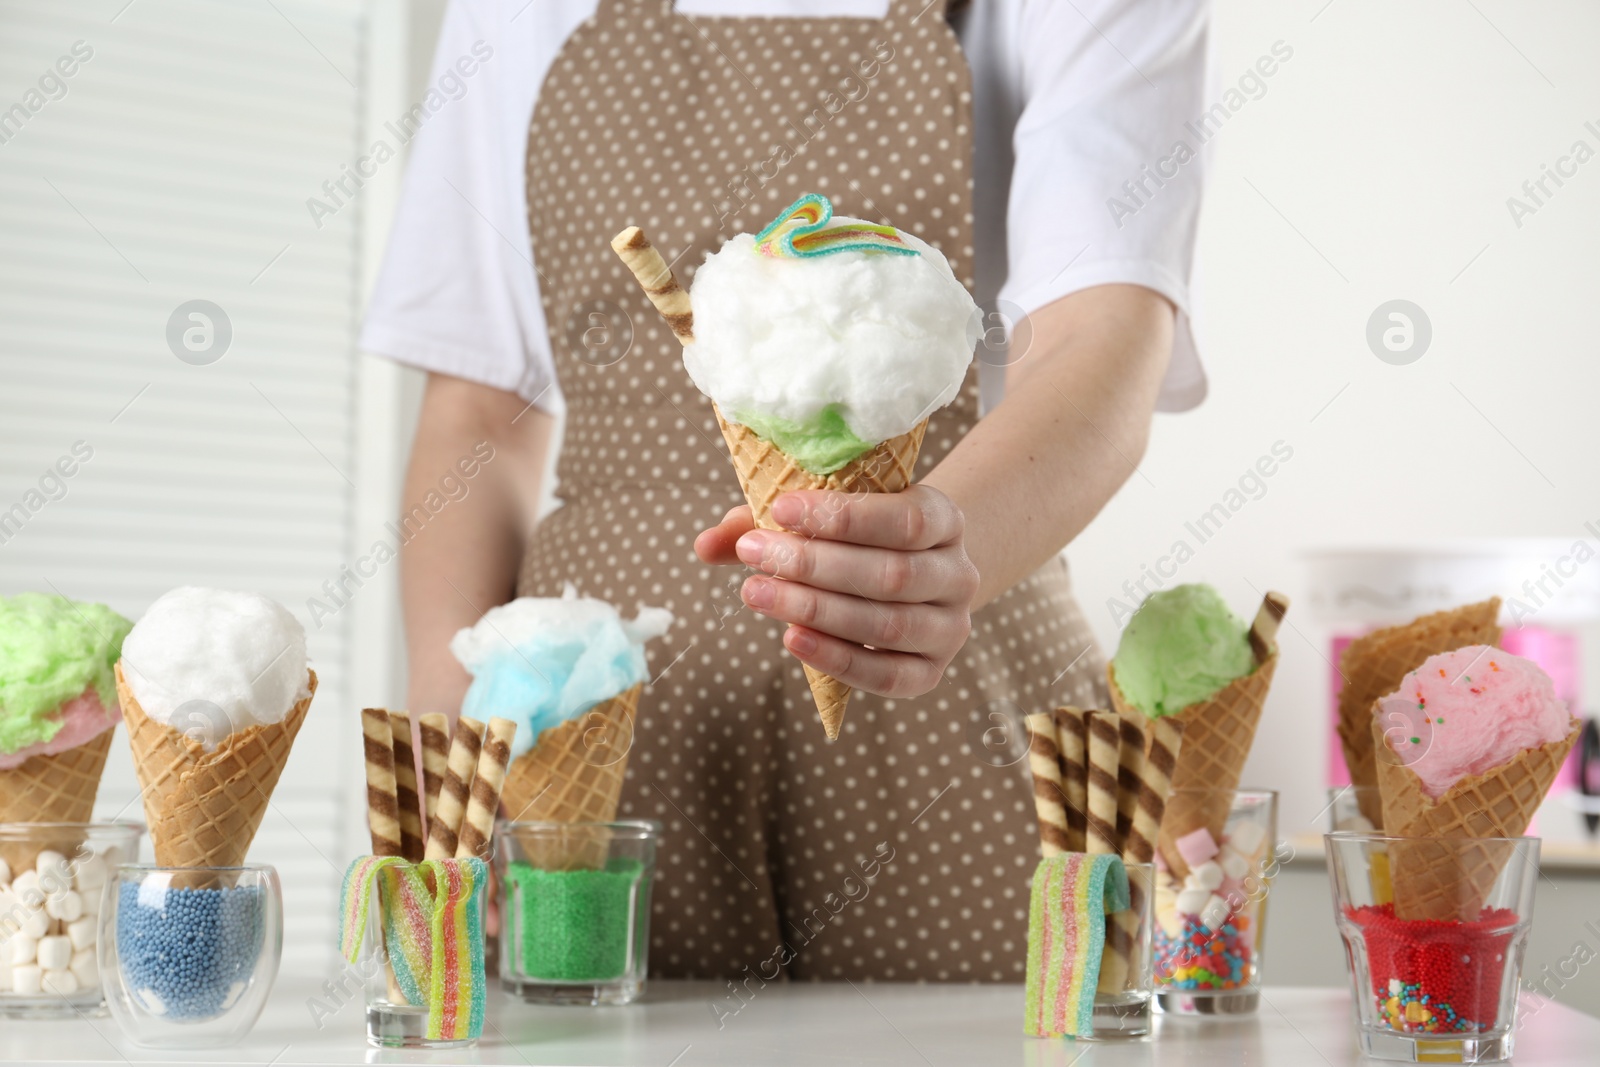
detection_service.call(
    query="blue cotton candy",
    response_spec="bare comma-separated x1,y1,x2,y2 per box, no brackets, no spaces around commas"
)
451,590,672,758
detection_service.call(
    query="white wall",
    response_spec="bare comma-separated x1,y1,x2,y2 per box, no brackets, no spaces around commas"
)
1068,0,1600,845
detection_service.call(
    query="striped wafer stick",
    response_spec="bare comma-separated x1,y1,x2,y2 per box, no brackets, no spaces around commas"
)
1124,716,1184,865
424,716,485,860
1052,707,1089,852
418,712,450,834
1113,712,1145,848
1247,591,1290,665
387,711,426,862
1024,713,1070,857
1084,711,1122,856
456,717,517,861
611,226,695,346
360,708,402,857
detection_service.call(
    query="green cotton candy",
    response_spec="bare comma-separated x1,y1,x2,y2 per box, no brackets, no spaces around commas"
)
0,593,132,754
1111,584,1255,718
734,405,873,476
505,859,644,982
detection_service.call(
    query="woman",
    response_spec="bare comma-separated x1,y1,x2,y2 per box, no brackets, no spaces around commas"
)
362,0,1209,982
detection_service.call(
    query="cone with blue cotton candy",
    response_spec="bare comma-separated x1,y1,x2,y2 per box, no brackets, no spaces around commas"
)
450,588,671,870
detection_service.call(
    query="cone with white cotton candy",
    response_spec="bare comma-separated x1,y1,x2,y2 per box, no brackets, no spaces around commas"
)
614,193,981,740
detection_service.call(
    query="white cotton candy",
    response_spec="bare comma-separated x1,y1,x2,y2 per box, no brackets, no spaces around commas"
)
119,587,310,745
685,223,980,445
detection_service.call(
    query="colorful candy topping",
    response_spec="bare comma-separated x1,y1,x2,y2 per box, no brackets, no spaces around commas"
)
1154,912,1254,990
753,193,916,259
1347,903,1518,1033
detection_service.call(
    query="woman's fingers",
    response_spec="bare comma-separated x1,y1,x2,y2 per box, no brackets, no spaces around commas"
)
742,576,969,654
782,625,944,698
735,532,978,605
693,505,756,565
770,484,964,550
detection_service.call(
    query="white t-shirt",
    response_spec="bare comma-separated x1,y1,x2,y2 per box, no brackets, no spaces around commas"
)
360,0,1211,417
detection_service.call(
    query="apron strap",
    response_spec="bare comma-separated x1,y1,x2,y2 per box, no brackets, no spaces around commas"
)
595,1,963,23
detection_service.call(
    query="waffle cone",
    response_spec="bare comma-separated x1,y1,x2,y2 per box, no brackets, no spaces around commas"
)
1337,599,1502,827
1109,655,1278,881
501,684,640,869
714,406,927,741
0,729,116,874
115,661,313,872
1373,713,1578,921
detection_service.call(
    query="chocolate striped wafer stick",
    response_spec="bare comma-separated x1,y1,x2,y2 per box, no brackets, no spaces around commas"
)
1052,707,1089,852
360,708,402,857
611,226,695,346
418,712,450,835
1084,711,1122,856
388,711,425,862
1123,716,1184,865
1247,591,1290,665
1114,711,1145,848
1024,713,1070,857
424,716,485,860
456,717,517,861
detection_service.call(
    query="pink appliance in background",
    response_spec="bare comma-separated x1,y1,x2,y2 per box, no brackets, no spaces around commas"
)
1327,625,1583,791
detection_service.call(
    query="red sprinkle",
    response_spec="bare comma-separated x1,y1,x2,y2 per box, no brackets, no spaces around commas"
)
1347,904,1518,1028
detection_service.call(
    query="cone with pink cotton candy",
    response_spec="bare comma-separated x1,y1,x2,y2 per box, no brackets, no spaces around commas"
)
1371,645,1579,921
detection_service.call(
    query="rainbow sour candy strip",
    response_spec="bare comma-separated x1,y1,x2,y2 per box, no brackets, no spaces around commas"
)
753,192,916,258
1022,852,1129,1038
340,855,488,1042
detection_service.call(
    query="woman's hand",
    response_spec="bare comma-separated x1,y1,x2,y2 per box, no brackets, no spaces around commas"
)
694,486,980,698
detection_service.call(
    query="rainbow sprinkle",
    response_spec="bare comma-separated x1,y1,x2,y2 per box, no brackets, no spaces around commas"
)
1023,852,1129,1038
340,855,487,1042
753,193,916,259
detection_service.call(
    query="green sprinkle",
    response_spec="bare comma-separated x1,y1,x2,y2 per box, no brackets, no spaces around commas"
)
504,859,644,982
1436,717,1444,724
1409,737,1421,744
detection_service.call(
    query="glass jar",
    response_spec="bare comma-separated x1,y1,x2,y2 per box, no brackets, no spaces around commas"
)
100,864,281,1048
349,856,489,1050
0,821,143,1019
1326,832,1538,1064
1153,789,1279,1016
496,820,659,1005
1090,862,1155,1037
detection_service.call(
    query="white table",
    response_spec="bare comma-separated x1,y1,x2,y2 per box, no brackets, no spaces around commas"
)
5,981,1597,1065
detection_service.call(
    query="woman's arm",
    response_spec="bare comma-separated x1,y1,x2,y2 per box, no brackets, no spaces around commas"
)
400,372,554,715
694,283,1172,697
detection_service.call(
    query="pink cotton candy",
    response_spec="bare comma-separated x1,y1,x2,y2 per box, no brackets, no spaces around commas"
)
0,688,117,770
1376,646,1572,799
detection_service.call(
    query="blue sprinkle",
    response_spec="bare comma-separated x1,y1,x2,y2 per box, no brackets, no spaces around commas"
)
115,883,265,1021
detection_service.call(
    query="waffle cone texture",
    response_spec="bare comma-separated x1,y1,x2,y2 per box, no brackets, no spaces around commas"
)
714,406,927,741
500,683,640,869
1108,654,1278,881
0,727,114,825
1373,712,1578,921
1336,599,1502,827
115,661,314,869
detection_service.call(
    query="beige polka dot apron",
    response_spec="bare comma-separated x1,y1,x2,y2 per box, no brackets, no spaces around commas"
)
521,0,1106,981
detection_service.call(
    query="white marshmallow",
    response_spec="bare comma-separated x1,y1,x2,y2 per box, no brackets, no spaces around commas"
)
41,968,78,996
0,961,10,991
35,850,68,878
1175,888,1210,916
11,869,44,908
73,856,108,893
79,888,102,918
19,908,50,940
1191,861,1224,891
45,889,83,923
66,917,95,951
1226,821,1267,857
1199,893,1231,932
1220,850,1251,880
0,857,11,885
36,935,71,972
9,933,38,965
11,964,42,995
70,949,98,988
